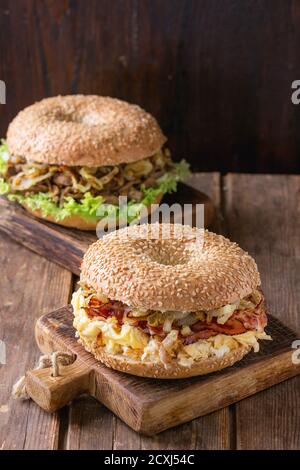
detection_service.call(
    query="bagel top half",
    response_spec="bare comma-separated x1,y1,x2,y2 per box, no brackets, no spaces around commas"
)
7,95,167,166
80,223,260,312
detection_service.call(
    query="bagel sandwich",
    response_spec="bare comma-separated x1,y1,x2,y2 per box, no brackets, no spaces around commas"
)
0,95,190,230
71,223,272,379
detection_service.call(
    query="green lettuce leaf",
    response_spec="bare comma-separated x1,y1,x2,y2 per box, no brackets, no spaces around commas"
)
0,178,10,195
0,140,9,175
8,192,104,221
140,159,190,206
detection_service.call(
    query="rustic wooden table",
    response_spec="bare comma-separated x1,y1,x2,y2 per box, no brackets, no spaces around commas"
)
0,173,299,450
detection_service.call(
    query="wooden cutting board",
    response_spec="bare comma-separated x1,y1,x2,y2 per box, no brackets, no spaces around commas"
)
25,305,300,435
0,181,214,275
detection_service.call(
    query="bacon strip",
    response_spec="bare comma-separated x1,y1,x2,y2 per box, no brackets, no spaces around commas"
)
86,298,126,324
183,330,218,344
183,300,267,345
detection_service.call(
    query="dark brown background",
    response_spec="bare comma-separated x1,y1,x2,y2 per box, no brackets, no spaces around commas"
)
0,0,300,174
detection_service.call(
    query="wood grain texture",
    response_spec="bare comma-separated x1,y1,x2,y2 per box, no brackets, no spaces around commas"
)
113,409,230,450
223,174,300,449
0,233,73,449
66,397,114,450
1,0,300,174
0,179,215,275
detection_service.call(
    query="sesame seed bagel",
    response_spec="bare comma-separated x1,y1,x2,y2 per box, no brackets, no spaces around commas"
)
78,336,251,379
7,95,166,166
80,223,261,311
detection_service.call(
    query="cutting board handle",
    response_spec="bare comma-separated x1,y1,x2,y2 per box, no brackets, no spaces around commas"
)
25,358,92,412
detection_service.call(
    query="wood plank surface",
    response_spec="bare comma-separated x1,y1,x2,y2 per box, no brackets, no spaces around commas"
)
223,174,300,449
113,409,230,450
0,233,73,449
66,397,114,450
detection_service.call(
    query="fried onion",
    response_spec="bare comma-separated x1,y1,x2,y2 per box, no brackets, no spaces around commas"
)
4,149,173,205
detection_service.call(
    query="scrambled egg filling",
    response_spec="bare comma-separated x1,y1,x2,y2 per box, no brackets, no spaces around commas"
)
72,291,148,358
72,288,272,368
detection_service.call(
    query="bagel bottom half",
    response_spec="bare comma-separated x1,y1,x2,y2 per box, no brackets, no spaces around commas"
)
21,194,163,231
78,336,251,379
23,206,99,230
